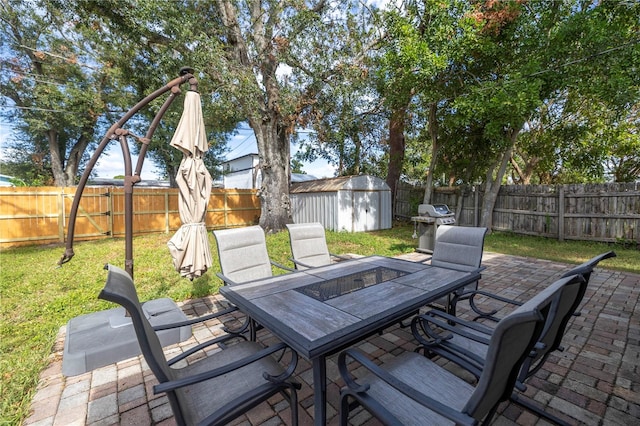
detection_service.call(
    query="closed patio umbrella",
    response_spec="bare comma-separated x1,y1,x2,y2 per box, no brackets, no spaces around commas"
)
167,90,213,280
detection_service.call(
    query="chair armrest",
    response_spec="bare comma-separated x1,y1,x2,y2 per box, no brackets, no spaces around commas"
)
467,289,523,321
152,305,239,331
468,289,522,306
155,342,297,394
338,348,477,426
410,312,488,377
416,310,494,342
288,257,317,269
216,272,241,286
166,333,246,365
329,252,351,261
270,260,295,272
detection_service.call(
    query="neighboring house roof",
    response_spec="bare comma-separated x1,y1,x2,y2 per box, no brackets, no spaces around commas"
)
88,178,171,188
291,173,317,183
222,153,259,165
222,154,317,185
0,174,17,187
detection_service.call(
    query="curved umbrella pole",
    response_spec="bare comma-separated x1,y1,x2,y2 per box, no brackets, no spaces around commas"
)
58,67,198,278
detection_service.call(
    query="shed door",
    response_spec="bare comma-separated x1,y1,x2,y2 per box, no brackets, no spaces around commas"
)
352,191,380,232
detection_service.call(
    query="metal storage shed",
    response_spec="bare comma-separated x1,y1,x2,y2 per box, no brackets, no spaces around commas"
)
290,175,392,232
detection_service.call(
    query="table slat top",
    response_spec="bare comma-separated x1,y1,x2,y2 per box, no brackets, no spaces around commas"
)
220,256,480,358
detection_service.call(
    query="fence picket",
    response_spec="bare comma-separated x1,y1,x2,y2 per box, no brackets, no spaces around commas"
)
2,182,639,247
0,186,260,247
395,182,639,246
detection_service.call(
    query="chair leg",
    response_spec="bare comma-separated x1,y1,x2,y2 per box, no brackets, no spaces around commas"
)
480,404,498,426
339,393,352,426
289,387,299,426
448,293,457,317
446,293,459,325
249,318,257,341
510,392,571,426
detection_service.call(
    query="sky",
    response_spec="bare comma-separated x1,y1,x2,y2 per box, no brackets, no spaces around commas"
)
0,119,337,180
91,125,337,180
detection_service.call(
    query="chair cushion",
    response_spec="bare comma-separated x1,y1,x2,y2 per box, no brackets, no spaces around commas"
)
287,223,332,269
360,351,473,425
431,226,487,271
173,340,286,425
214,226,273,282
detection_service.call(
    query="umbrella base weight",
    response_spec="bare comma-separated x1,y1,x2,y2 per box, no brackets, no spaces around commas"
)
62,298,192,376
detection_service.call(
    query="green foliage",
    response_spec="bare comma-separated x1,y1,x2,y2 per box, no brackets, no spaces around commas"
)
0,0,113,186
68,0,239,182
0,153,51,186
292,1,387,177
290,158,306,174
2,0,639,192
508,0,640,184
1,0,239,187
386,0,640,190
607,119,640,182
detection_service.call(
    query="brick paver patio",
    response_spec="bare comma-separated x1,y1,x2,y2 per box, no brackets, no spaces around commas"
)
24,252,639,425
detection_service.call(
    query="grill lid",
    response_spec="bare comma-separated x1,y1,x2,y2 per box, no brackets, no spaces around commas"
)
418,204,454,217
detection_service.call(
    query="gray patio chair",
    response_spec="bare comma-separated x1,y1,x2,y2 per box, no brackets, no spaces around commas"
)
338,289,546,426
467,250,617,321
99,264,300,426
413,262,610,425
286,222,349,270
429,225,488,316
213,225,294,339
213,225,294,285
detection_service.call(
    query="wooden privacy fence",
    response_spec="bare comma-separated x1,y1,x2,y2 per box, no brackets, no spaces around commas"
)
0,186,260,248
3,182,639,248
396,182,640,245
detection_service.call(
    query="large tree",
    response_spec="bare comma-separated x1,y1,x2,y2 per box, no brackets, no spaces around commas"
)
373,0,484,207
82,0,358,232
431,0,639,228
209,0,382,230
68,1,238,184
516,0,640,184
2,0,244,187
294,11,386,178
0,0,118,186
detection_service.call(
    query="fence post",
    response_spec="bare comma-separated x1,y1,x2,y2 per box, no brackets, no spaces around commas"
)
163,191,167,233
108,187,114,237
474,185,479,227
58,188,65,243
224,191,228,228
558,185,565,242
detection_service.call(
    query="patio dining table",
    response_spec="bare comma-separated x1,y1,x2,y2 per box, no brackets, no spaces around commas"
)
219,255,482,425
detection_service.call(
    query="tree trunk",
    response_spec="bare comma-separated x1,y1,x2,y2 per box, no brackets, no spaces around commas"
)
47,130,66,186
252,118,291,233
49,123,95,187
217,0,293,232
479,129,520,230
386,107,406,209
353,134,361,175
510,151,539,185
423,103,438,204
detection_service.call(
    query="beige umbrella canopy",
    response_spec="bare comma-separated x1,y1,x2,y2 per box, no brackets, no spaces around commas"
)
167,91,213,280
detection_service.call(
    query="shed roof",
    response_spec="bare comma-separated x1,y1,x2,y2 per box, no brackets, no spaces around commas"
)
290,175,390,193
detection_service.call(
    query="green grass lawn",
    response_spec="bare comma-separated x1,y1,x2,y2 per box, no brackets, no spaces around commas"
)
1,221,637,424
